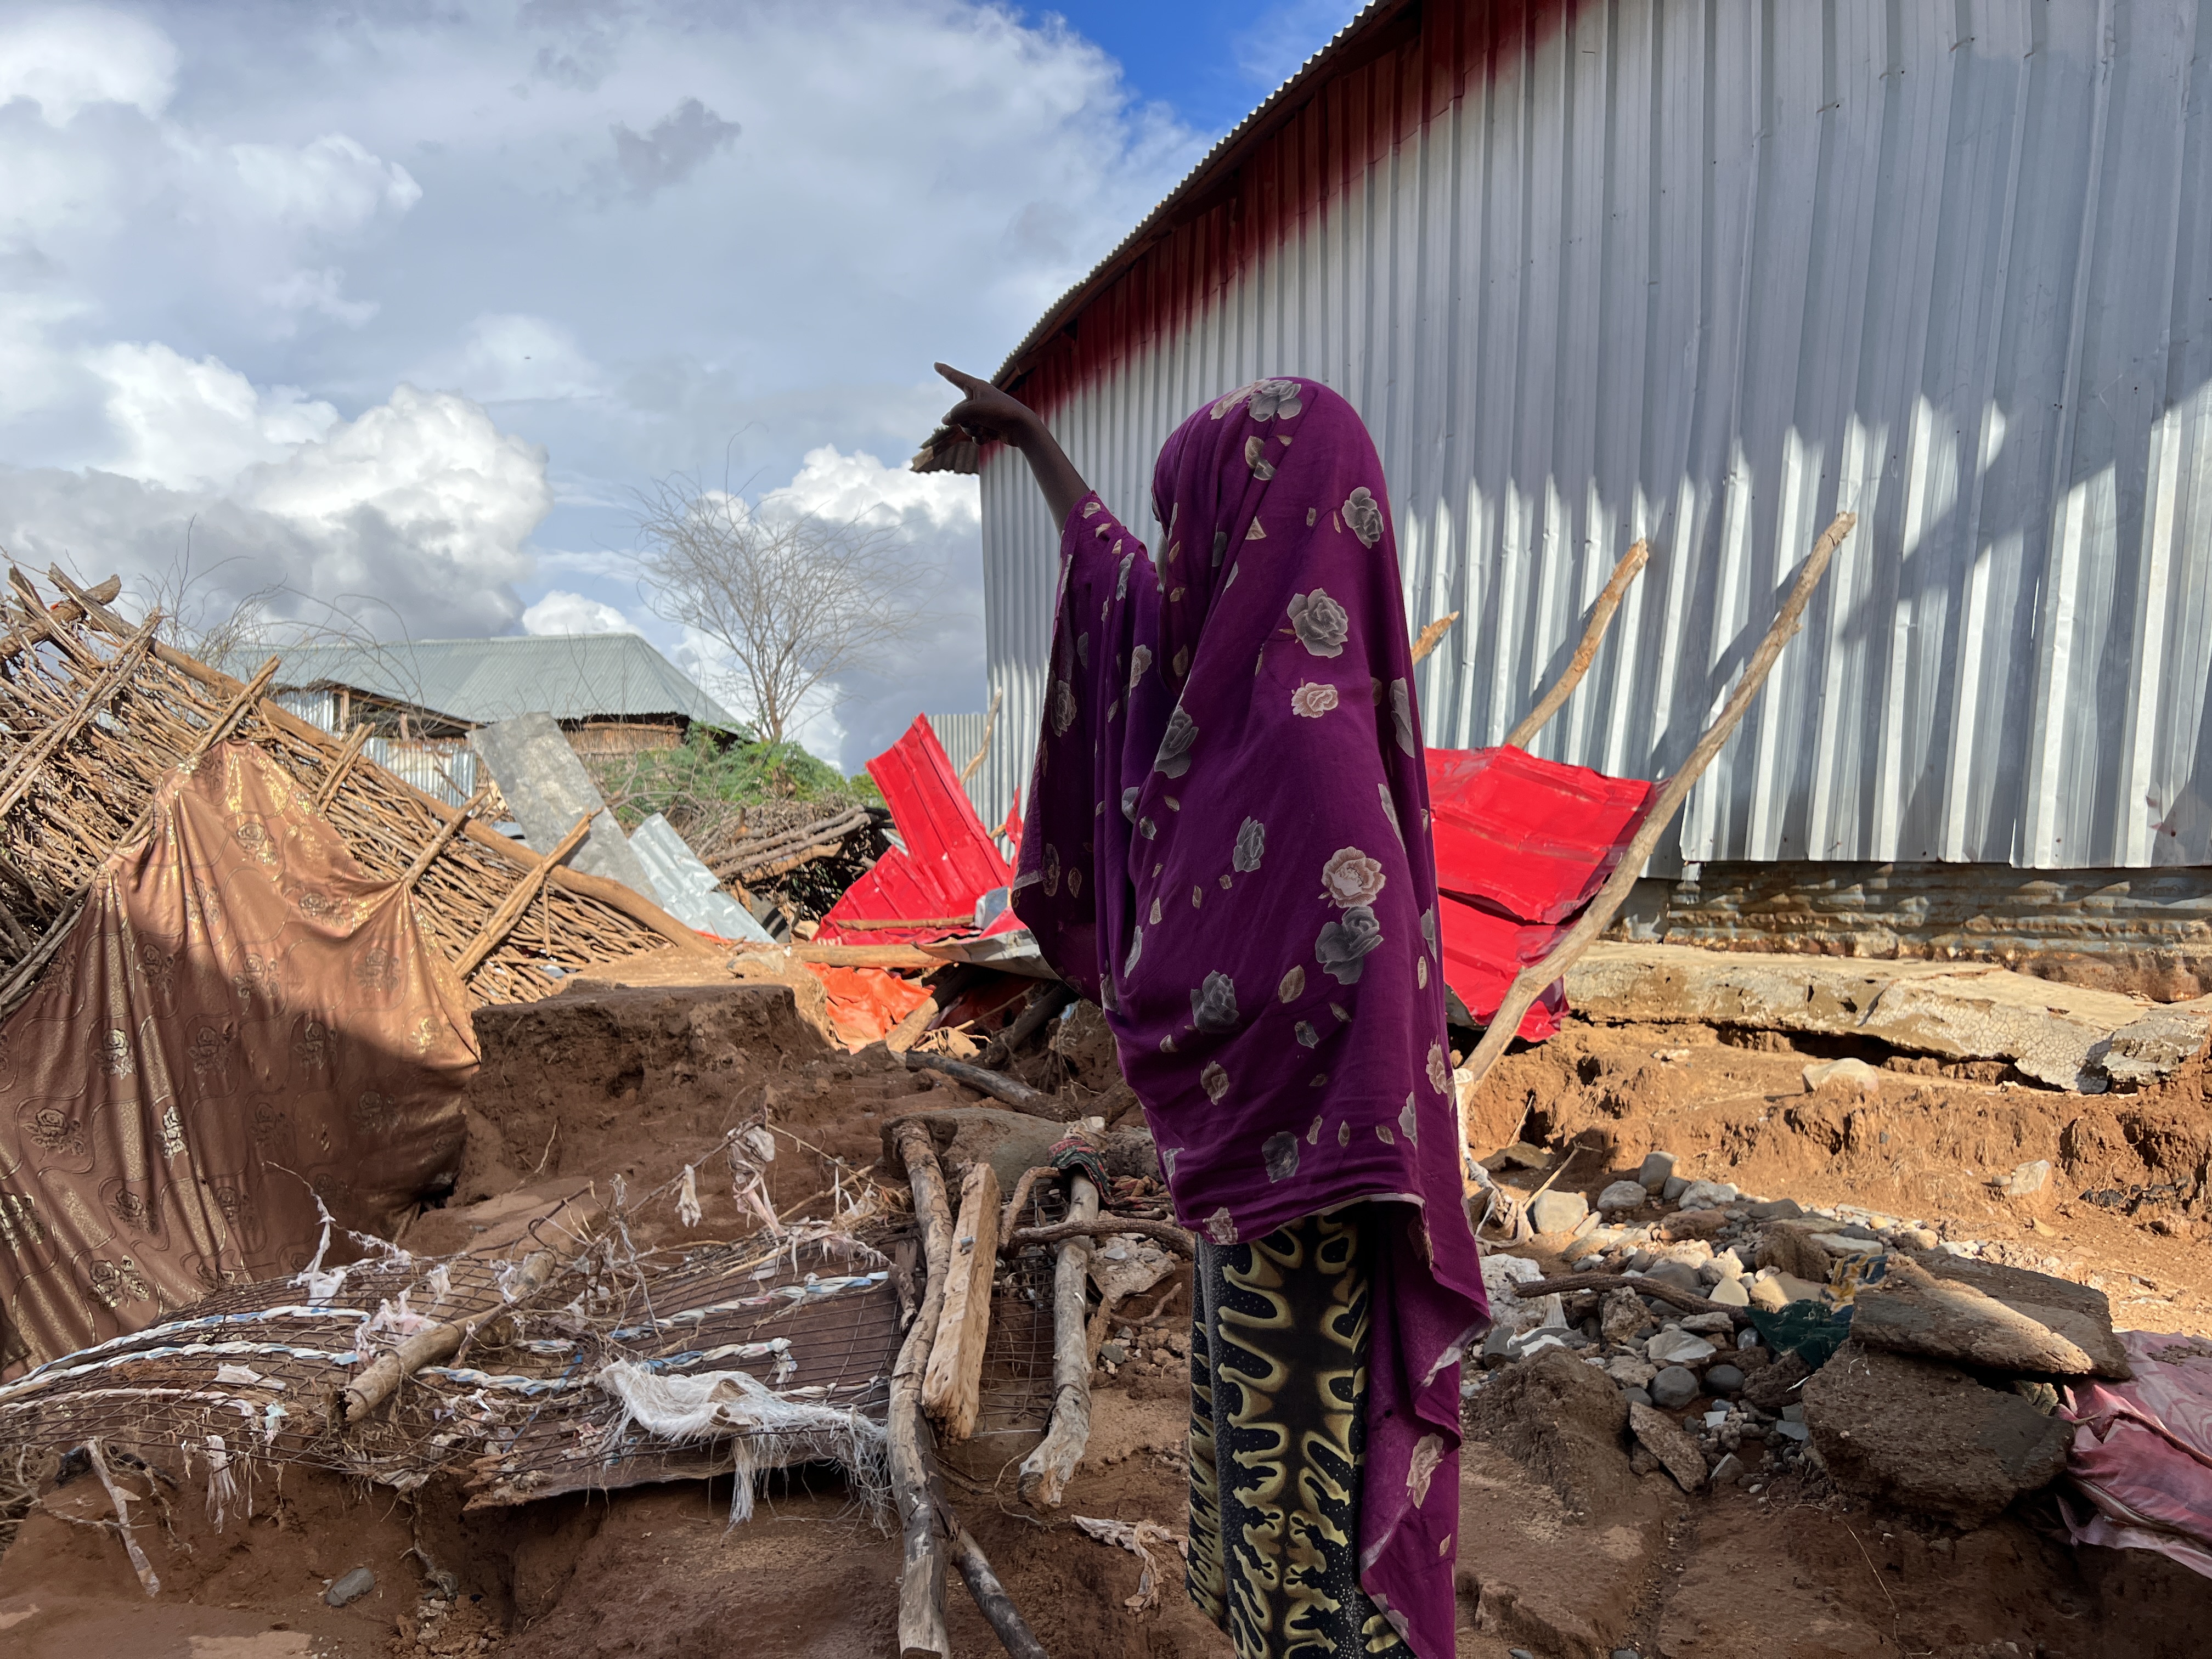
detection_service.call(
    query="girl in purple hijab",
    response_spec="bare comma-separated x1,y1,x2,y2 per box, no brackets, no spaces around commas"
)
938,365,1489,1659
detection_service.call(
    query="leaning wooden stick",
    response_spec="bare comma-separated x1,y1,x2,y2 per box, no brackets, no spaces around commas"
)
944,1511,1051,1659
903,1051,1073,1120
1017,1172,1100,1508
1460,513,1854,1167
1504,538,1652,749
889,1122,956,1658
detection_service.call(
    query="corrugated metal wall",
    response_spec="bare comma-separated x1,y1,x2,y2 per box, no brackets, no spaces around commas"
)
975,0,2212,872
274,690,480,808
926,712,993,819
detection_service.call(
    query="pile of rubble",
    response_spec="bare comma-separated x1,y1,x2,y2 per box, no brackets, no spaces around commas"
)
1470,1139,2146,1529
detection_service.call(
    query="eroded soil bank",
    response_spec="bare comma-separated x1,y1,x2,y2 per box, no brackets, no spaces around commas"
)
4,983,2211,1658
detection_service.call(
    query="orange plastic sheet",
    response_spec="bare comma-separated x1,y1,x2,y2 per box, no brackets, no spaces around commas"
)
0,745,477,1375
1426,745,1657,1042
804,964,930,1050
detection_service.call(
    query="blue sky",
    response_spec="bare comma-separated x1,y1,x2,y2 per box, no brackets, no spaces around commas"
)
0,1,1358,770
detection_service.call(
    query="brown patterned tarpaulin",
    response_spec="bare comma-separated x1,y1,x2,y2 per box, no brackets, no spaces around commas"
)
0,742,475,1375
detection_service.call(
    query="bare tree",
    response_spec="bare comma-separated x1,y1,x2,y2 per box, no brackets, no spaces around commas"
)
633,474,937,746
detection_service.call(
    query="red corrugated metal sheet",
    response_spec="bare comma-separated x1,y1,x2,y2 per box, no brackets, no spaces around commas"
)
819,716,1013,944
1427,746,1655,1040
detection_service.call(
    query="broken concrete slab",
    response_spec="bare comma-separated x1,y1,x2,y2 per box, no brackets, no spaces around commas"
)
1565,941,2210,1092
1803,1340,2072,1525
472,711,660,898
1850,1254,2130,1380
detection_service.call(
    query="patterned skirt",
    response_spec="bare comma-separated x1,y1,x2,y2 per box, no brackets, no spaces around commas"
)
1187,1205,1410,1658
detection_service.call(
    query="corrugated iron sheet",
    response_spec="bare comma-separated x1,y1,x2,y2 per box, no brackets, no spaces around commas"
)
967,0,2212,872
275,690,479,807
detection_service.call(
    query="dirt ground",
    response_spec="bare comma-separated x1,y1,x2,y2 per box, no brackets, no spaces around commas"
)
5,981,2212,1658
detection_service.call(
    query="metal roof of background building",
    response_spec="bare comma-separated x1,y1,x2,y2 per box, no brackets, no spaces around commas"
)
234,635,736,730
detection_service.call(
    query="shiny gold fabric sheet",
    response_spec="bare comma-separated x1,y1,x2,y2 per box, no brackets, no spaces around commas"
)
0,743,476,1374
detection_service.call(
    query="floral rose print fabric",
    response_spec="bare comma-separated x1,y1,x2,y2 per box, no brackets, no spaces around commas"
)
1009,377,1488,1659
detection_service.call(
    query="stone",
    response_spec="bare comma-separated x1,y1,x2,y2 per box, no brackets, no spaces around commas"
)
1708,1276,1751,1308
1770,1419,1810,1442
1596,1179,1651,1213
1679,1312,1734,1335
1601,1289,1650,1346
1661,1174,1689,1203
326,1567,377,1607
1624,1387,1654,1407
1649,1365,1701,1409
1710,1451,1745,1484
1850,1252,2129,1379
1748,1278,1791,1312
1810,1231,1884,1258
1677,1180,1740,1210
1466,1347,1632,1514
1605,1355,1657,1388
1481,1324,1515,1365
1646,1329,1716,1366
1803,1056,1883,1093
1749,1198,1805,1220
1572,1208,1604,1239
1703,1363,1746,1396
1490,1141,1552,1171
1637,1150,1678,1192
882,1107,1066,1195
1803,1340,2073,1525
1528,1189,1590,1237
1994,1159,2052,1198
1647,1260,1703,1294
1560,1233,1609,1265
1742,1352,1812,1412
1099,1342,1128,1365
1628,1400,1708,1492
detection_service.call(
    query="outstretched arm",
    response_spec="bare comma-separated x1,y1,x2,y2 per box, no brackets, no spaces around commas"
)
935,364,1091,537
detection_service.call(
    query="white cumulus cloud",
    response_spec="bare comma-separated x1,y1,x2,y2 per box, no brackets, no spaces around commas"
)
523,590,631,635
86,341,338,490
0,7,177,124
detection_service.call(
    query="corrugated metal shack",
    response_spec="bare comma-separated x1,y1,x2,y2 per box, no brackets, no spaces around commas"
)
919,0,2212,979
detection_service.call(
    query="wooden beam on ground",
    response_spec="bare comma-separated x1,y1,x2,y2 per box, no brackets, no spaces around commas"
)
1016,1172,1099,1508
889,1121,956,1659
981,981,1076,1068
1006,1214,1195,1259
921,1161,1001,1443
735,941,939,971
455,812,591,977
901,1051,1070,1119
943,1506,1048,1659
1504,538,1652,750
1459,514,1854,1172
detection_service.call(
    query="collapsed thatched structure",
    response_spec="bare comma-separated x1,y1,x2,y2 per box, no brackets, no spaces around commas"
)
0,568,701,1009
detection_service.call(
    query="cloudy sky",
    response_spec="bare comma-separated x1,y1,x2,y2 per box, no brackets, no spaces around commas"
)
0,0,1356,771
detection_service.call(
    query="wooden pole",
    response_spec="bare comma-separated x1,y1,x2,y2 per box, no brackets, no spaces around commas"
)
1016,1172,1099,1508
958,688,1003,786
921,1161,1001,1443
1459,513,1854,1172
398,785,492,890
454,813,591,976
889,1122,955,1658
312,723,373,811
944,1511,1049,1659
1503,538,1652,750
1005,1214,1194,1259
1409,610,1462,664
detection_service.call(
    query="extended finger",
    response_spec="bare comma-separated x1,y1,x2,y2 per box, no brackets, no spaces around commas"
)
935,362,989,396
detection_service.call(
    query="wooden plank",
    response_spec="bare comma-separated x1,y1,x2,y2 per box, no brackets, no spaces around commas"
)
889,1121,955,1658
733,941,939,970
1016,1173,1098,1508
921,1160,1001,1443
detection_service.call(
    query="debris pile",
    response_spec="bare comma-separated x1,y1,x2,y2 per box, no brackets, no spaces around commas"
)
1464,1130,2207,1545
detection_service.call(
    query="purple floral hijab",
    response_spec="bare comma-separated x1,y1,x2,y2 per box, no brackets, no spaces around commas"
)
1012,377,1489,1656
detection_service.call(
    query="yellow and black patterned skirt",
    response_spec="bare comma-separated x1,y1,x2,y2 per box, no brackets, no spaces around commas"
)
1187,1206,1409,1658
